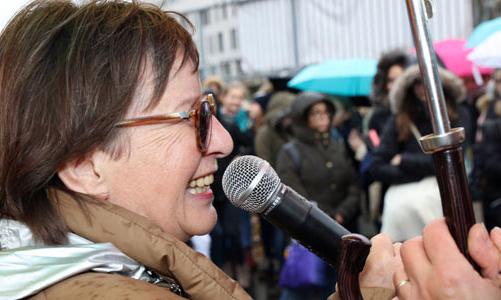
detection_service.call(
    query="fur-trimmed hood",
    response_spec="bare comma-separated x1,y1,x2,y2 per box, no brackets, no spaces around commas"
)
389,65,466,114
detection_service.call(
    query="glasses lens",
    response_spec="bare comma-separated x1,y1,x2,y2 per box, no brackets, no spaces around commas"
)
198,99,212,152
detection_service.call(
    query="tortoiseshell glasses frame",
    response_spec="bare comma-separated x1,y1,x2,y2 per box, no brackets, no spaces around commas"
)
115,94,216,153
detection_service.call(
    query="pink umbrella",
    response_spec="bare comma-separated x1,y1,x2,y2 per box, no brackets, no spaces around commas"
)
433,39,492,78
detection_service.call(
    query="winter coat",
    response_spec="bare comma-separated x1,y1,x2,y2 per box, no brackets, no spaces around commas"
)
13,190,251,300
475,118,501,200
276,92,361,222
370,65,470,185
472,89,501,203
254,91,295,167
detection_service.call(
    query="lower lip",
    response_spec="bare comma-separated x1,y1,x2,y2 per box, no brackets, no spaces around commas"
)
190,188,214,201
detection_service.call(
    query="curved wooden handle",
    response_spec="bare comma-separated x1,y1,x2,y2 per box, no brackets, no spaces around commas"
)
337,234,371,300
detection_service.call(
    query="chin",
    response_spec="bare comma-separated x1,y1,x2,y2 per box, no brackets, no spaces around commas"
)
187,206,218,237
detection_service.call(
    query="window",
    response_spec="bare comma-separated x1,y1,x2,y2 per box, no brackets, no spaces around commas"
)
236,59,243,75
232,4,238,17
230,28,238,50
222,4,228,19
218,32,224,53
200,10,209,26
222,61,232,77
206,36,213,55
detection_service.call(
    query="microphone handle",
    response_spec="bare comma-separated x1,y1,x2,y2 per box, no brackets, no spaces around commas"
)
263,184,351,267
262,184,371,300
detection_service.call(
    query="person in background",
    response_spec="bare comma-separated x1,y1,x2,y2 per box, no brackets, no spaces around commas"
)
210,82,255,291
277,92,361,227
0,1,249,299
370,65,472,242
203,75,225,100
471,68,501,230
254,91,295,297
276,92,361,300
348,50,410,234
368,49,410,136
349,49,410,160
255,91,295,168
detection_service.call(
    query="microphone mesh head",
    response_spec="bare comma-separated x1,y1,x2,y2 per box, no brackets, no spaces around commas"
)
222,155,281,213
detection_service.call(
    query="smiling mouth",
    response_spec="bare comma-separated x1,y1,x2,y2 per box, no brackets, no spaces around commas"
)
188,174,214,195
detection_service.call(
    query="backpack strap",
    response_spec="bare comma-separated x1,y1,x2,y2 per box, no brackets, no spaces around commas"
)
283,141,301,174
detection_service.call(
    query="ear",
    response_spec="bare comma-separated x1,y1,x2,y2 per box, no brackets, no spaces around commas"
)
57,150,110,199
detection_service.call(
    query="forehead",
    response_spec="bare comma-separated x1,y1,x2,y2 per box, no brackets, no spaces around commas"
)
129,57,201,115
388,65,403,77
310,102,328,111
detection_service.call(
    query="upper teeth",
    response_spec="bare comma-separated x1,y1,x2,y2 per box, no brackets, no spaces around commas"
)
189,174,214,188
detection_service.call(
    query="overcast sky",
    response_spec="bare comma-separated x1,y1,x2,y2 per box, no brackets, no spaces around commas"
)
0,1,168,31
0,1,31,30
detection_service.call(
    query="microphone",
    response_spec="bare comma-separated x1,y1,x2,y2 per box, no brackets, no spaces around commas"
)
222,155,367,267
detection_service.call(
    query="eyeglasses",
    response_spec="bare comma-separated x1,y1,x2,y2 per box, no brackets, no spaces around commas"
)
308,110,330,118
115,94,216,153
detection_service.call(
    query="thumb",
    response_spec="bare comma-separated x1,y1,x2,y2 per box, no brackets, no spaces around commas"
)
469,223,499,279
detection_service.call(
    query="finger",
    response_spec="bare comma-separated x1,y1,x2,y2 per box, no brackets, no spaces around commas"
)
393,242,402,255
368,234,394,260
422,219,471,269
490,227,501,288
468,223,499,278
360,234,396,289
491,227,501,251
393,242,404,269
400,236,431,283
392,244,406,286
393,264,412,300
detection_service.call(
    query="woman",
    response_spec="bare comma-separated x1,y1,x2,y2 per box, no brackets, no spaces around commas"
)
347,49,410,236
368,49,410,136
0,1,249,299
370,65,471,241
211,83,255,289
472,68,501,230
276,92,361,227
276,92,361,300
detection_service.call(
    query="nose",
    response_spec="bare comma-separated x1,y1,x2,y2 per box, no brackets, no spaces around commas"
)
206,115,233,158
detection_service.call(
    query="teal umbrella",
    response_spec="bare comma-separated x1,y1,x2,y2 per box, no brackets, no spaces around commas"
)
287,59,377,96
466,17,501,48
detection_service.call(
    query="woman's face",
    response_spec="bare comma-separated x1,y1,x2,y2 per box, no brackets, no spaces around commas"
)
307,102,331,133
221,86,246,115
99,58,233,241
386,65,403,92
413,81,427,103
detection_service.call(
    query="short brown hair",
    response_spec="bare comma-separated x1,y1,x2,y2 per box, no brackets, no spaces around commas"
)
0,0,199,244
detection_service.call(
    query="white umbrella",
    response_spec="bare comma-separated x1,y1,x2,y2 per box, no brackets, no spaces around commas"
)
468,31,501,68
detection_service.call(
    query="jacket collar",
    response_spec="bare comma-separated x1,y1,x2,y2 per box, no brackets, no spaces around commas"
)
54,190,250,300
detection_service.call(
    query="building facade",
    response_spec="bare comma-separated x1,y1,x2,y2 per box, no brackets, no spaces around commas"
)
167,0,475,81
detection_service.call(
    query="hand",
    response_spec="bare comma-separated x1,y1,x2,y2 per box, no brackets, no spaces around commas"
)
348,129,363,152
395,219,501,299
390,154,401,166
468,225,501,287
359,234,403,291
334,213,345,224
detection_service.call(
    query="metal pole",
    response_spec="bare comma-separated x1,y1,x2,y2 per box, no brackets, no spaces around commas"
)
405,0,450,135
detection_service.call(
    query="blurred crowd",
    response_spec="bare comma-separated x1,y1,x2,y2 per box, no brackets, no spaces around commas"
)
195,49,501,300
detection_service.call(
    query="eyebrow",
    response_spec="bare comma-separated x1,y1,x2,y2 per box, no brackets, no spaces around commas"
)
162,94,195,113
